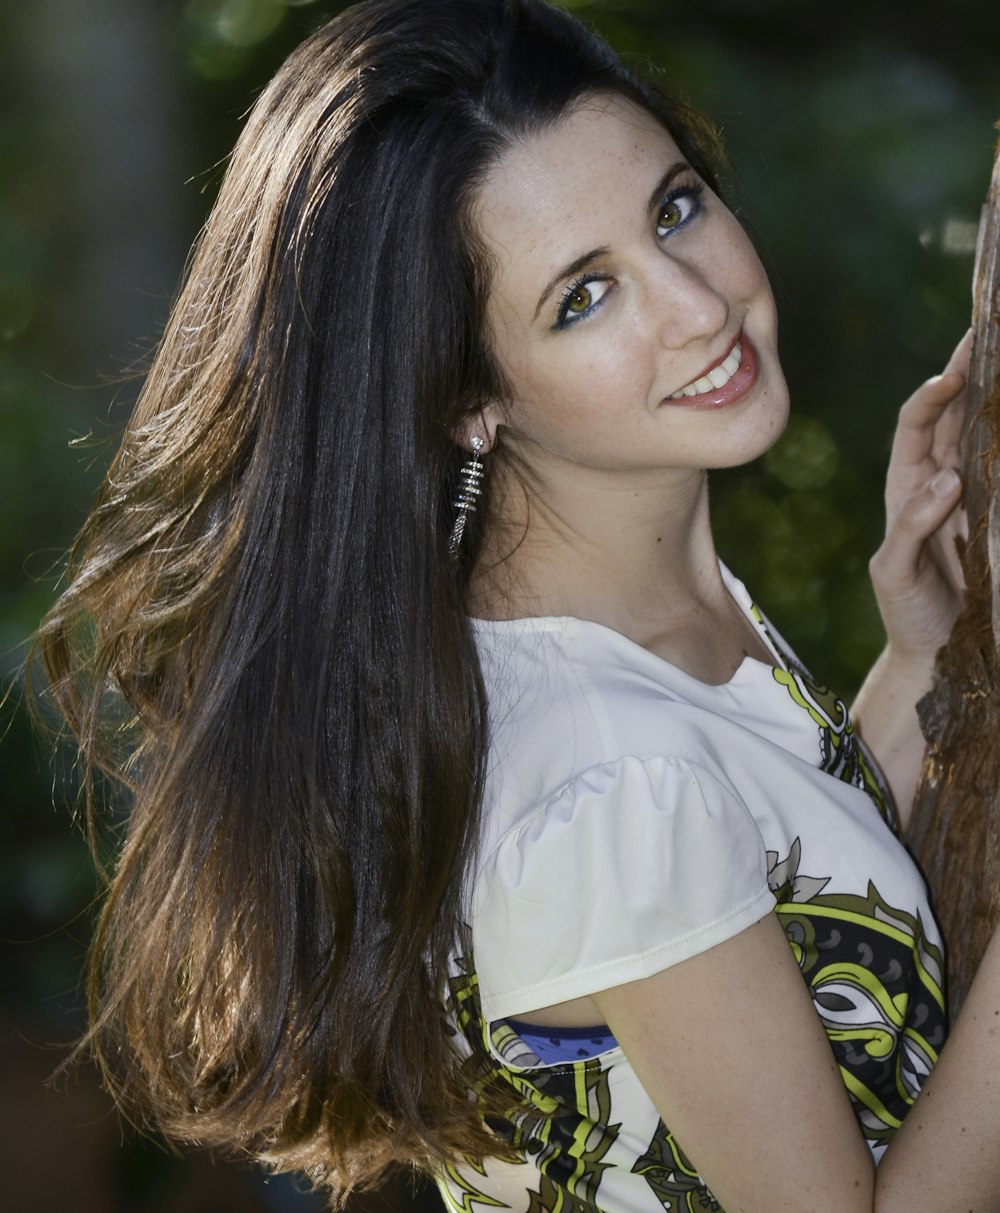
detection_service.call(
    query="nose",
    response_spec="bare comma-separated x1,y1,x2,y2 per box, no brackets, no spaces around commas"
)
646,249,730,350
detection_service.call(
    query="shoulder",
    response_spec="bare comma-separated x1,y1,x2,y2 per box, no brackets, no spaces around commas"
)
472,750,775,1023
473,615,743,817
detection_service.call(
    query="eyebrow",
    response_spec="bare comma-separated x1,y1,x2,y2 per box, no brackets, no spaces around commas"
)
646,161,690,215
532,160,691,322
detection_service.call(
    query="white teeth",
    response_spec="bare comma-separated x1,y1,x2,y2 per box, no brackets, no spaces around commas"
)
669,342,742,399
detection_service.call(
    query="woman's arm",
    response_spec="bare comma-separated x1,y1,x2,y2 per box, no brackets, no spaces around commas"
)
851,332,970,830
851,647,944,833
593,909,1000,1212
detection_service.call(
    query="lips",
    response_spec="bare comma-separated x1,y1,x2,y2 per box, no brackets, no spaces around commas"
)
664,332,759,410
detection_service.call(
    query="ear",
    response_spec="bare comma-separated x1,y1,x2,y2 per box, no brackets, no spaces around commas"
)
452,401,502,454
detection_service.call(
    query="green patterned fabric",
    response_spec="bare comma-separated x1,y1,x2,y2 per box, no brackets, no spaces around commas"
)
438,580,946,1212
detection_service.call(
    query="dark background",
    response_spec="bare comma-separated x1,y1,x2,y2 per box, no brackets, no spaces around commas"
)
2,0,997,1209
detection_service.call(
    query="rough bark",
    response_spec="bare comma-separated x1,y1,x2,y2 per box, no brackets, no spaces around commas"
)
906,127,1000,1015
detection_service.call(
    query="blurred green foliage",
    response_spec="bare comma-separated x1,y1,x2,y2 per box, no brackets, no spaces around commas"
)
0,0,995,1207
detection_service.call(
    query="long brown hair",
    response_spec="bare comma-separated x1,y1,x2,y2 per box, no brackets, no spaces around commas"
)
33,0,724,1199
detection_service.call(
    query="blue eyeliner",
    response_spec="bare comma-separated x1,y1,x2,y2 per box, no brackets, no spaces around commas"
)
552,179,706,330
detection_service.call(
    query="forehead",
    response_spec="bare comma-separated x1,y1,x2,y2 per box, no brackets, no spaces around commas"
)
473,95,683,297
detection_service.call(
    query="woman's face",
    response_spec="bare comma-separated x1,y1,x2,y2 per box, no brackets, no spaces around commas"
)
472,95,789,484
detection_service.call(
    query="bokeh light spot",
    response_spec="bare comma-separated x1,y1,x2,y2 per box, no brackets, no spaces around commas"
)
765,415,839,491
184,0,287,78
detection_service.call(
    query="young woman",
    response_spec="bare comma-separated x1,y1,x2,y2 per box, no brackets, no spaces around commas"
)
35,0,998,1209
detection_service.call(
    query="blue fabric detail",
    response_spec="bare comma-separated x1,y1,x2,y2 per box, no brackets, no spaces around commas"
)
504,1017,618,1064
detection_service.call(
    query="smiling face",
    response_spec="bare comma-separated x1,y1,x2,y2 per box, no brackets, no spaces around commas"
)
471,94,789,487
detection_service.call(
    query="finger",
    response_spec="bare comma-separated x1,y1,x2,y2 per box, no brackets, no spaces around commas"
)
933,332,972,441
895,372,965,447
942,327,973,379
931,390,967,464
888,374,966,483
929,517,967,597
928,330,973,461
889,331,971,467
872,468,963,588
957,505,969,542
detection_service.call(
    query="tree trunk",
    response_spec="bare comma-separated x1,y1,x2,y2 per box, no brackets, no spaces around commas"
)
906,126,1000,1015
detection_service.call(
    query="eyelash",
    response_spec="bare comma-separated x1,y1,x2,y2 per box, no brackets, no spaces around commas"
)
656,181,705,238
553,181,706,331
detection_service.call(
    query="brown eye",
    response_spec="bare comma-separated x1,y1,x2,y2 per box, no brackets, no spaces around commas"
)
566,284,593,314
554,275,612,329
658,200,683,230
654,185,704,238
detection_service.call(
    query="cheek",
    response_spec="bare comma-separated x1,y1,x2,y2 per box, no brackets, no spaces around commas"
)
728,226,773,307
700,204,768,291
498,354,609,450
514,341,632,425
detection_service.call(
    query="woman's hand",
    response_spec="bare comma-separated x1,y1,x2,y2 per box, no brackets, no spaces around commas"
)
868,330,971,671
852,331,970,828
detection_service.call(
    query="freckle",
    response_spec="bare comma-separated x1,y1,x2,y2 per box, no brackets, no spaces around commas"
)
657,537,662,543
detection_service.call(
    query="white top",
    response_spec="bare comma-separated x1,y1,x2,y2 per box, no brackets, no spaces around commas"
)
438,566,946,1213
469,566,925,1025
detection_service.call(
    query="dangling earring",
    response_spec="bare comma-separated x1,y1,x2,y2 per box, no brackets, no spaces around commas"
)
448,436,486,557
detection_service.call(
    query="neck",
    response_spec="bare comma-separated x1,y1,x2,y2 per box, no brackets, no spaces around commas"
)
469,458,727,640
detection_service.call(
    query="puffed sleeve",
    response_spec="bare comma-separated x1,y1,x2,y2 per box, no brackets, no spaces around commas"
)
472,754,775,1024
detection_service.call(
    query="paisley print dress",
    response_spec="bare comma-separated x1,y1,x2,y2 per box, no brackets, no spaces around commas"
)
437,567,946,1213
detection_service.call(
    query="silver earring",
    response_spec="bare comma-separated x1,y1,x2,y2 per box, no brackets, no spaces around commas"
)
448,436,486,557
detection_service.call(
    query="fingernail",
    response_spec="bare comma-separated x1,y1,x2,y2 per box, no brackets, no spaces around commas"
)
931,468,960,497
